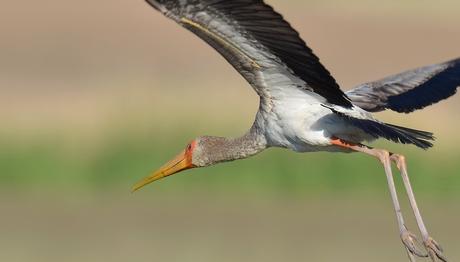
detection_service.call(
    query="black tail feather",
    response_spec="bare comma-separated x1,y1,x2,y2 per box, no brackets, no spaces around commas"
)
384,123,434,149
346,118,434,149
326,105,435,149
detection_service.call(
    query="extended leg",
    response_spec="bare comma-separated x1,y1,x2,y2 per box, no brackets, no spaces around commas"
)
331,139,426,260
390,154,447,262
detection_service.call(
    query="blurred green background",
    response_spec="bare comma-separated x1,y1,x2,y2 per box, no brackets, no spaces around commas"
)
1,0,459,261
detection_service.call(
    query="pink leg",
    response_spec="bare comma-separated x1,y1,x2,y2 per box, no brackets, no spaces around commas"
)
331,139,428,261
390,154,447,262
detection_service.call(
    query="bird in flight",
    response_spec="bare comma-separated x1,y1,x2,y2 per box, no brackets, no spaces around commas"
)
133,0,459,261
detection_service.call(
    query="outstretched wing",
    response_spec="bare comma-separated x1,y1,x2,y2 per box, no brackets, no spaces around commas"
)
146,0,352,108
347,58,460,113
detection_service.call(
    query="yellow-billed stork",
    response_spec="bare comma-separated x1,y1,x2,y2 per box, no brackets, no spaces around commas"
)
133,1,459,261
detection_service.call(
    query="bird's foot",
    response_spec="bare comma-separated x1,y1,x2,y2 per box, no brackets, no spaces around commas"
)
401,230,428,259
424,237,447,262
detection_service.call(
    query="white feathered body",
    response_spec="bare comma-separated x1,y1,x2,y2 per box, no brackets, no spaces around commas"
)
253,72,375,152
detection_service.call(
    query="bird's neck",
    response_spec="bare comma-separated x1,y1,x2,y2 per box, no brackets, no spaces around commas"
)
199,128,267,166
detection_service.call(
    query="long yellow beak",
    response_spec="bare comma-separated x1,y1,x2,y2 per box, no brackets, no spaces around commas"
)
131,149,194,192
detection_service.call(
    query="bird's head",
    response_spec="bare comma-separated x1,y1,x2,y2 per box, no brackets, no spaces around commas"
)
131,136,222,192
131,134,262,192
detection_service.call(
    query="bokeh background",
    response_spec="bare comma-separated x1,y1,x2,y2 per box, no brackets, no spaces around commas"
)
1,0,459,261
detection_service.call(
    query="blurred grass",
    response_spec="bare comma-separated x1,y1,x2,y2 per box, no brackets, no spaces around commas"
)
1,125,458,198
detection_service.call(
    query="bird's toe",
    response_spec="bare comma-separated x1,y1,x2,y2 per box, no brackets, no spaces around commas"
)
425,237,447,262
401,230,428,258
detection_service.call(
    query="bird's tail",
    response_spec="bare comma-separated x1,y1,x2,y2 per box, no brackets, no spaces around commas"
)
324,104,435,149
347,117,434,149
382,123,434,149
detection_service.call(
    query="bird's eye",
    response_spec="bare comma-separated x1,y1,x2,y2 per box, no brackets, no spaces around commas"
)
186,144,192,151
